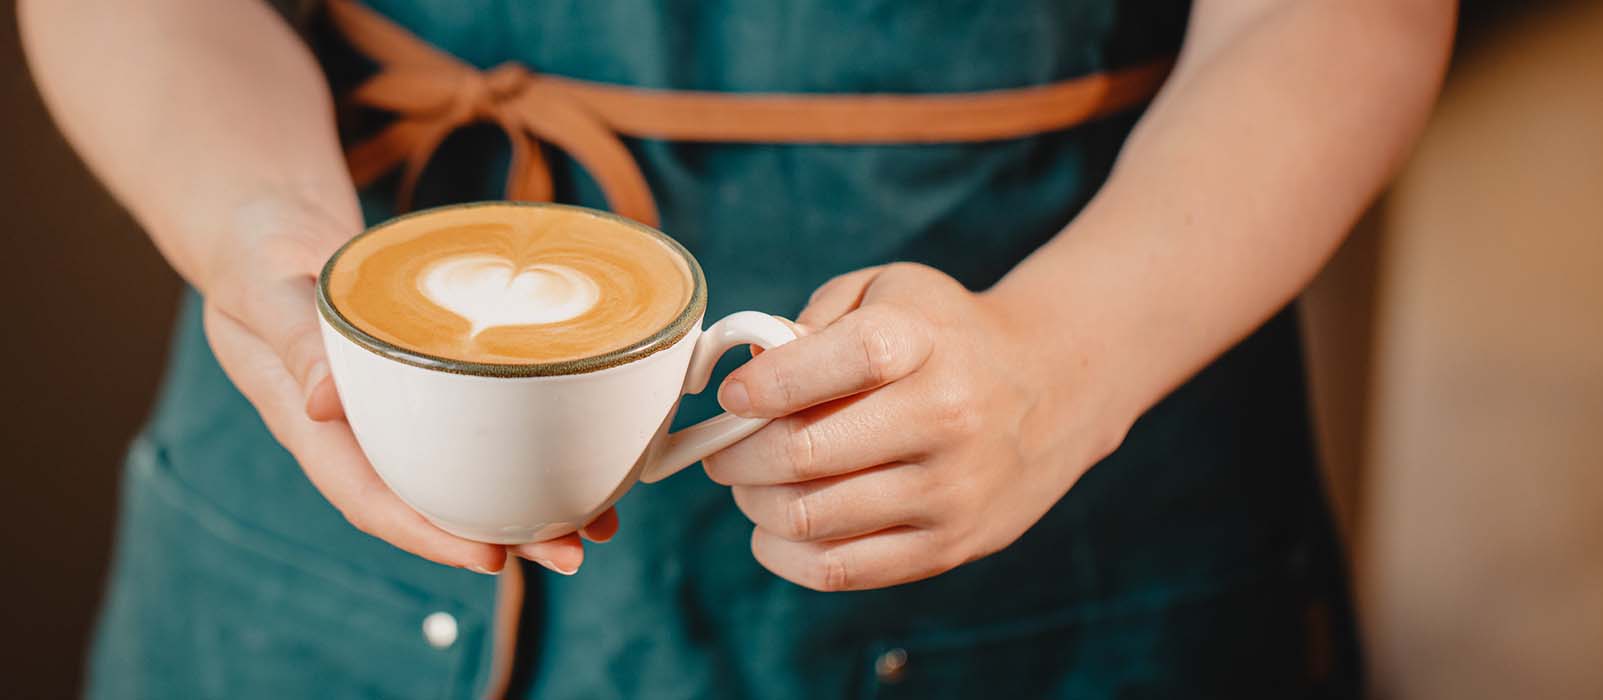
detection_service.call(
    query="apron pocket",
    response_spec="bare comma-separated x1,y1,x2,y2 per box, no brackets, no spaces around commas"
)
89,436,486,700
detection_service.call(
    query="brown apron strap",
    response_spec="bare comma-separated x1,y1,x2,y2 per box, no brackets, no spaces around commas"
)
536,63,1172,144
328,0,1171,227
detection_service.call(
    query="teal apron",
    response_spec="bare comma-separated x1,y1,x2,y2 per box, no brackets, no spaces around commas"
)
89,1,1359,698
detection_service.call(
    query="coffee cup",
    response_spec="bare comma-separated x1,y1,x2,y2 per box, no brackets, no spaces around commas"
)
316,201,797,544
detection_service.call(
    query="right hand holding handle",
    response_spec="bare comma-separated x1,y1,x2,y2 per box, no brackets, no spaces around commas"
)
638,312,801,483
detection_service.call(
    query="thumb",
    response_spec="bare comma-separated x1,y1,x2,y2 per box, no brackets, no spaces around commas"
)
213,199,360,421
217,273,344,421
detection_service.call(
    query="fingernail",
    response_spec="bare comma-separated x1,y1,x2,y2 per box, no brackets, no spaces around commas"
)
719,379,751,416
467,563,497,575
513,543,580,575
530,557,577,576
582,529,614,544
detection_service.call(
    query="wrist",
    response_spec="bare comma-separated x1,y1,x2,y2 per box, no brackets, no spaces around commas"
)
979,285,1136,479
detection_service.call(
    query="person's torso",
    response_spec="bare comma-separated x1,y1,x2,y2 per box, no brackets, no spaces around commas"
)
103,2,1357,697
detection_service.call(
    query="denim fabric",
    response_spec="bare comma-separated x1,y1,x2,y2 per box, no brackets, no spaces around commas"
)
90,1,1359,697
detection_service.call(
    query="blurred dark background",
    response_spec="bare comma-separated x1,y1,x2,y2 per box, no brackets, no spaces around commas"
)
2,1,181,697
2,1,1597,698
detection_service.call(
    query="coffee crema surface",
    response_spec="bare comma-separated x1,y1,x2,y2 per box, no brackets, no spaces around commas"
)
326,205,693,364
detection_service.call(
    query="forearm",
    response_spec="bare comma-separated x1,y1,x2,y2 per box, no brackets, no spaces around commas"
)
19,0,359,288
989,0,1454,436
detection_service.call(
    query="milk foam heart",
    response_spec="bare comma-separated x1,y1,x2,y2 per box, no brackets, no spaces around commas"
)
420,254,601,336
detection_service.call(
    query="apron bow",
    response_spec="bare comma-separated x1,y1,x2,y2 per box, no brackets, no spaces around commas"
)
335,14,662,226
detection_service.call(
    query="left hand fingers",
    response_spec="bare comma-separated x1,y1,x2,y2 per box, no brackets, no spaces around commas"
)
509,506,619,575
752,526,959,592
511,533,584,575
731,463,932,543
718,304,933,418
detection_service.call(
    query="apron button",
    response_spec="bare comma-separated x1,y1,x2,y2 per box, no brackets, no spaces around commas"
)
874,648,908,684
422,611,458,650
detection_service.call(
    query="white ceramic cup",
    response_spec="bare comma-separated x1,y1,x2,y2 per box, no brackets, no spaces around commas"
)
315,202,798,544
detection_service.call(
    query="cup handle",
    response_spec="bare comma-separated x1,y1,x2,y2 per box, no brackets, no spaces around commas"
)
638,311,800,484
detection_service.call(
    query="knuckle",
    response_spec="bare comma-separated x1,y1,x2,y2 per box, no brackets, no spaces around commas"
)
929,386,980,439
853,310,912,385
781,418,819,481
783,490,814,541
860,329,896,386
751,358,799,414
811,550,852,592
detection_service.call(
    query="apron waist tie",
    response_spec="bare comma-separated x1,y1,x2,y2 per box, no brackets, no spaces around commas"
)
329,0,1171,228
325,2,1171,697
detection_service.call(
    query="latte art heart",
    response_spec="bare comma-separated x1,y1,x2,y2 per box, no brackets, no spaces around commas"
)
419,255,601,336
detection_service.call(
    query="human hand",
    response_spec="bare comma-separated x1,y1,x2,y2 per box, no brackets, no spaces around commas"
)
702,263,1128,591
199,194,613,575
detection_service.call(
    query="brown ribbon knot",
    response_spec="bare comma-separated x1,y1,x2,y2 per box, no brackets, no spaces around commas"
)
332,1,658,223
